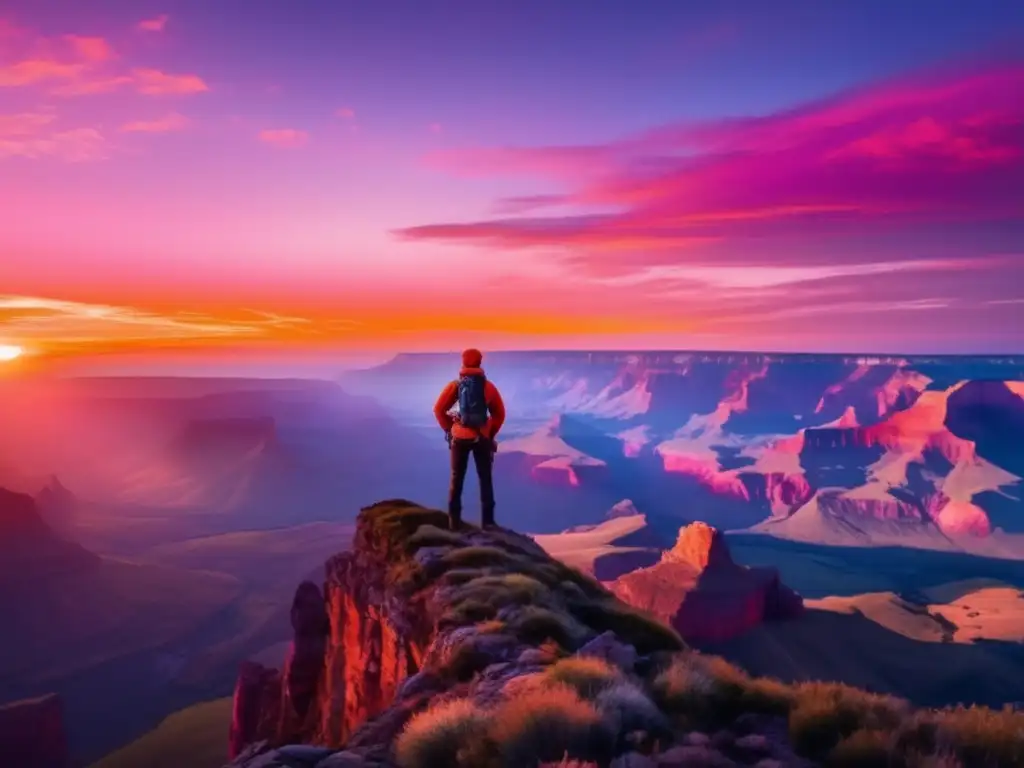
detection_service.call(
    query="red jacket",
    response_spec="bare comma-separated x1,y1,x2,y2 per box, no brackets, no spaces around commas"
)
433,367,506,440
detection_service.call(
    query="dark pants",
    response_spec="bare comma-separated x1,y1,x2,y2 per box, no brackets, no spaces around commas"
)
448,437,495,528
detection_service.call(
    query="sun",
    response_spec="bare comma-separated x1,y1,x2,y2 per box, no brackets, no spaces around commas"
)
0,344,23,362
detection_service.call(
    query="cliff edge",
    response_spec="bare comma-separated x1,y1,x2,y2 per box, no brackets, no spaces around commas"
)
225,500,1024,768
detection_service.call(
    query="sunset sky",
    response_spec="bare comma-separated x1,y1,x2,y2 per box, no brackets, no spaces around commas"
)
2,0,1023,362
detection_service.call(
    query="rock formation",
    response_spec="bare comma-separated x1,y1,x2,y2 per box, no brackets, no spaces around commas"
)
225,500,816,767
0,693,70,768
609,522,804,643
0,487,98,586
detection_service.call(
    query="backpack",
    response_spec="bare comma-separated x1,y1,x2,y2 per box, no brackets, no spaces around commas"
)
457,374,489,429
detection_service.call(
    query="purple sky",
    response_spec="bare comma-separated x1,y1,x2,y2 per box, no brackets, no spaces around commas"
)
1,0,1023,358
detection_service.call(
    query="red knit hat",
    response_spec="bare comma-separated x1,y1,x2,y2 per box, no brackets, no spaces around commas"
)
461,348,483,368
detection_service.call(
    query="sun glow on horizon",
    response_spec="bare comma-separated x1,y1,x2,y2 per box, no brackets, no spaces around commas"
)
0,344,24,362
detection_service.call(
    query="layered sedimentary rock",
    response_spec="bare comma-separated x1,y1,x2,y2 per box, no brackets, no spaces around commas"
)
609,522,804,643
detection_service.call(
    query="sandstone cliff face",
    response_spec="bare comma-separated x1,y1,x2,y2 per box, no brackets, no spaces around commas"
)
609,522,804,643
0,693,70,768
226,501,814,768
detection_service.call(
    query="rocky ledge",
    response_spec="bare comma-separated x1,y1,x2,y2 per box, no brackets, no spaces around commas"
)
225,501,1024,768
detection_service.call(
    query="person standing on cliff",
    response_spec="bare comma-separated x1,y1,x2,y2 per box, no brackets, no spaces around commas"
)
433,348,506,531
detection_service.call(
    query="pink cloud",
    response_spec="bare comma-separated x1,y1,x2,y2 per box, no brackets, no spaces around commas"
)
137,15,169,33
0,23,207,97
51,68,208,97
130,68,208,95
0,112,107,162
120,112,189,133
398,60,1024,261
258,128,309,148
63,35,116,62
336,107,355,119
0,59,84,86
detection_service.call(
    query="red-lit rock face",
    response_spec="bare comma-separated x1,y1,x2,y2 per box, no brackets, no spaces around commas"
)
610,522,803,643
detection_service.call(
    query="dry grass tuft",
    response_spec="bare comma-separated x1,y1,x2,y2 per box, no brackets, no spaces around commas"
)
395,697,491,768
568,598,685,655
788,680,909,759
508,605,582,649
490,682,616,767
653,652,792,724
541,656,622,700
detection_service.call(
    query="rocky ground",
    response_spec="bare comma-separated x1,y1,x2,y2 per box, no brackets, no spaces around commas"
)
223,501,1023,768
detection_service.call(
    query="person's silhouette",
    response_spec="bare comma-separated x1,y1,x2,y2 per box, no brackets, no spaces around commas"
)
433,348,506,530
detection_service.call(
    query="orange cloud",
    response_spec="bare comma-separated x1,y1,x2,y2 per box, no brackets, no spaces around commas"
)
120,112,189,133
258,128,308,148
0,295,321,355
137,15,169,33
63,35,116,62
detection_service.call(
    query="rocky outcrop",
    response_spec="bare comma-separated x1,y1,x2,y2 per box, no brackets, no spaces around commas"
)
226,501,813,767
0,488,98,586
230,662,282,759
0,694,70,768
609,522,803,643
228,581,331,758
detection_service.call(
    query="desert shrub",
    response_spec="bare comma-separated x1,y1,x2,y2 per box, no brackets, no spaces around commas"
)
443,632,518,682
439,568,486,587
509,606,582,649
491,682,616,767
442,546,520,571
652,653,791,725
568,598,685,655
827,728,896,767
925,705,1024,766
439,598,498,628
542,656,622,700
395,697,492,768
408,524,464,550
594,681,670,738
788,682,909,760
451,573,551,614
361,501,450,551
557,580,589,601
553,561,609,599
476,619,507,635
